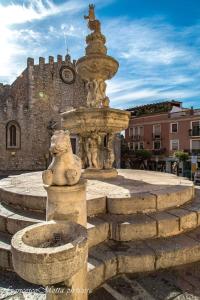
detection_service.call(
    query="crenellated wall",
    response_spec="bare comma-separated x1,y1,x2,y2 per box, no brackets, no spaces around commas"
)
0,54,87,173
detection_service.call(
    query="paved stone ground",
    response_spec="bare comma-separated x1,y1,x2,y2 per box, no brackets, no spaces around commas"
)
1,263,200,299
90,263,200,300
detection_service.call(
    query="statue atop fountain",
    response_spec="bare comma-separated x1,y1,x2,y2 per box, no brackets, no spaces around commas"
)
61,4,130,178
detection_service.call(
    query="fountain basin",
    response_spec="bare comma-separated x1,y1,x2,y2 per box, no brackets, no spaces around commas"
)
76,54,119,81
61,107,130,134
11,221,87,285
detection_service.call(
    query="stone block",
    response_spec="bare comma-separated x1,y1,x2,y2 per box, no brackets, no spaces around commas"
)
87,197,106,216
146,234,200,270
107,192,156,214
168,208,197,231
183,201,200,225
87,217,109,248
0,203,14,232
150,211,180,237
155,186,193,210
108,241,155,274
89,243,117,282
108,214,157,241
6,215,39,235
0,248,10,269
87,257,104,291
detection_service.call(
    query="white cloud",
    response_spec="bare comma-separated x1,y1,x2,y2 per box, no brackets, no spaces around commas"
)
0,0,88,82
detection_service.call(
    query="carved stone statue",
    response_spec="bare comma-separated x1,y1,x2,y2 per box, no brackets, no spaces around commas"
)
42,130,81,186
84,4,101,33
86,132,101,168
86,79,110,108
86,80,98,107
104,133,115,169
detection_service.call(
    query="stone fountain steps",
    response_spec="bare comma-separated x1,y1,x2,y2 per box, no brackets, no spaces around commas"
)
0,171,194,215
88,225,200,291
0,185,194,216
0,202,44,235
2,225,200,291
0,192,200,240
0,201,109,247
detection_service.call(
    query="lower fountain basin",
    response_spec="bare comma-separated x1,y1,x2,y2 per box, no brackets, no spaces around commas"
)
11,221,87,285
61,107,130,134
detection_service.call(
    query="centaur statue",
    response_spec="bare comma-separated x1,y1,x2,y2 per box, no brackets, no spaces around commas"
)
84,4,101,33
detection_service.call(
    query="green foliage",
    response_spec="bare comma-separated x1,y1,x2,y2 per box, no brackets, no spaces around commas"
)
174,151,189,162
135,149,152,160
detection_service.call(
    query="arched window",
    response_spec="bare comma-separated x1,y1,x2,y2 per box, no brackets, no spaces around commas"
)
6,121,21,149
9,125,17,146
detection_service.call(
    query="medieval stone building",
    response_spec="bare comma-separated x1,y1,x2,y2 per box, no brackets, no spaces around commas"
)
0,54,87,173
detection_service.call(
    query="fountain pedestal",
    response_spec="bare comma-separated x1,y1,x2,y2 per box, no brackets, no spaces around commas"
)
45,180,88,300
45,179,87,226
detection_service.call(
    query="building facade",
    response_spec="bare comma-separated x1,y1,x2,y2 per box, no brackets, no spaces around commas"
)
125,101,200,172
0,54,87,173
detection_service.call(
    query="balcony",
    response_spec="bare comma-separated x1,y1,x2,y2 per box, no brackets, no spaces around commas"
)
189,128,200,137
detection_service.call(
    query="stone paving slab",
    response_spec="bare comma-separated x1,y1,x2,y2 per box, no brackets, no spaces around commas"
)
90,263,200,299
1,263,200,299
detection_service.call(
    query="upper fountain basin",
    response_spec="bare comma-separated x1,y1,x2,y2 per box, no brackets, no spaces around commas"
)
61,107,130,135
76,54,119,81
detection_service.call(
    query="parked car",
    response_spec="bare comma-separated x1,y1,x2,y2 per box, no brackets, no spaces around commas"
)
194,170,200,185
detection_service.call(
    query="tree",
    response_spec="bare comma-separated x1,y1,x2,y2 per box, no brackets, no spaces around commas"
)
134,149,152,170
174,151,189,162
135,149,152,160
174,151,189,177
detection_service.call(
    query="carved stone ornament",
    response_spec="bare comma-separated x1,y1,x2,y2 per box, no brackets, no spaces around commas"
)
59,66,76,84
42,130,81,186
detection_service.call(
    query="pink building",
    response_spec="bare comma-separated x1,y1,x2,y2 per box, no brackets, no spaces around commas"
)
125,101,200,172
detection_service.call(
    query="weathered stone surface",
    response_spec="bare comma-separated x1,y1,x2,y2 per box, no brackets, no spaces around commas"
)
107,193,157,214
155,186,194,210
150,211,180,237
168,208,197,231
11,221,88,286
0,202,44,234
87,217,109,247
87,197,106,216
42,130,82,186
103,214,157,241
45,180,87,227
0,55,87,173
0,232,11,269
89,243,117,283
87,257,104,291
108,241,155,274
62,108,130,135
0,170,193,215
146,234,200,270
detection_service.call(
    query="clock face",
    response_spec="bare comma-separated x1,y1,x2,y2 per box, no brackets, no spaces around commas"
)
59,66,76,84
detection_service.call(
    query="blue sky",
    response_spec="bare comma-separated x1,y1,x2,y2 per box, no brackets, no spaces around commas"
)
0,0,200,109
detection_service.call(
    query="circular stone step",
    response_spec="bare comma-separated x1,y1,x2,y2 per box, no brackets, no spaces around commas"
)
0,170,194,215
2,225,200,291
88,225,200,291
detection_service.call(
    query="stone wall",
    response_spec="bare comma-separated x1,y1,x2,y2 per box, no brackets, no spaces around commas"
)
0,54,87,173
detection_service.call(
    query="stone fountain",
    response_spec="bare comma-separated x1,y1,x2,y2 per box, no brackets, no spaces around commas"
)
61,4,130,179
11,130,88,300
0,5,198,300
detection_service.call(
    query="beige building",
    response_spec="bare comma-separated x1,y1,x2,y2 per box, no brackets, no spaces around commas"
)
0,54,87,174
